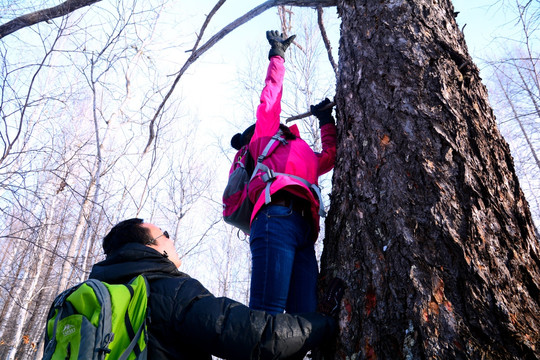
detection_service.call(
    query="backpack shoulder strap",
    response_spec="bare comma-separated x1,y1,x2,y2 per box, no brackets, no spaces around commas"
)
118,275,150,360
84,279,115,354
266,172,327,217
250,130,286,182
246,129,327,217
257,130,287,163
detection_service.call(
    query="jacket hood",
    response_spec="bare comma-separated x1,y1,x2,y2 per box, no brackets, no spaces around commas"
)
89,242,184,283
289,124,300,137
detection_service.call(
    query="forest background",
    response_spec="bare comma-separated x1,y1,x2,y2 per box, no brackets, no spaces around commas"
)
0,0,538,359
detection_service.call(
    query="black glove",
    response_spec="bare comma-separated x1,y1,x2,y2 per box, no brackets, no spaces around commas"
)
319,277,345,317
310,98,335,128
266,30,296,60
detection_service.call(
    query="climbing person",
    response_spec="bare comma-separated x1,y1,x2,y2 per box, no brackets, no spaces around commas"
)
229,30,337,315
88,218,342,359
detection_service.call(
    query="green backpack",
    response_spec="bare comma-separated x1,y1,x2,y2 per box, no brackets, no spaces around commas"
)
43,275,149,360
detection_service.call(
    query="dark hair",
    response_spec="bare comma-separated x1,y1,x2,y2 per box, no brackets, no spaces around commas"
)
102,218,151,256
231,123,296,150
279,123,297,140
231,124,256,150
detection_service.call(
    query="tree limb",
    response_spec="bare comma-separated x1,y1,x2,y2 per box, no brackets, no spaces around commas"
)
279,6,304,52
317,6,338,76
191,0,227,53
142,0,337,155
285,101,335,123
0,0,102,40
142,1,227,156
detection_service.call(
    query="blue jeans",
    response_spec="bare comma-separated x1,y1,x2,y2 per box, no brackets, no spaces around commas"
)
249,204,318,315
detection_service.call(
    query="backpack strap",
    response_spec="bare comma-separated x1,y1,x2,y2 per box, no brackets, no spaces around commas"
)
248,129,327,218
261,171,326,217
249,130,286,183
85,279,115,356
118,276,149,360
118,320,146,360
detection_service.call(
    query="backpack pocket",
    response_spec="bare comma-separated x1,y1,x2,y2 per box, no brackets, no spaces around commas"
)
223,166,253,233
50,314,96,359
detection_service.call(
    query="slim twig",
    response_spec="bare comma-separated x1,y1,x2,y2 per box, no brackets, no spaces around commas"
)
317,6,338,76
190,0,226,54
279,6,304,52
285,101,335,123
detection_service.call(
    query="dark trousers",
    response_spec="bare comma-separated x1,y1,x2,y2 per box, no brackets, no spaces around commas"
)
249,203,317,315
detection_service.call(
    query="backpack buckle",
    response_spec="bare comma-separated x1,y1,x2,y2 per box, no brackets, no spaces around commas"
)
273,134,287,145
261,168,276,183
98,333,114,354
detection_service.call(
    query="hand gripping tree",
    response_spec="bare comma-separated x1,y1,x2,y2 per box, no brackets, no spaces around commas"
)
320,0,540,359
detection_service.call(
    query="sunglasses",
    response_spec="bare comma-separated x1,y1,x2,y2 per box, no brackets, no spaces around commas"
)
149,230,170,244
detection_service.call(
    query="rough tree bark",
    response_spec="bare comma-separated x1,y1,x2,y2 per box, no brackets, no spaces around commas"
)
321,0,540,359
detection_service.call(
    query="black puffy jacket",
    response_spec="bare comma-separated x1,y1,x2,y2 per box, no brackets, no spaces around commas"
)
88,243,336,359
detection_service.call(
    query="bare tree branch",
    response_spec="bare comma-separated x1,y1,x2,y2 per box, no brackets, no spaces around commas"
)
0,0,102,40
142,0,337,154
495,69,540,171
279,6,304,52
317,6,338,76
141,0,227,156
191,0,227,53
0,24,65,165
285,101,335,123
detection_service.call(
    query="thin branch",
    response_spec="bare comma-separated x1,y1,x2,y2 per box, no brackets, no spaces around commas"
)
279,6,293,34
190,0,227,53
143,0,337,155
495,70,540,172
0,0,102,40
285,101,335,123
0,23,64,165
317,6,338,76
141,1,227,156
279,6,304,52
180,219,221,259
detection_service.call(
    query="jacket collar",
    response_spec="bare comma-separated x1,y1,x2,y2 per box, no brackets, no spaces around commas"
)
89,243,185,283
289,124,300,137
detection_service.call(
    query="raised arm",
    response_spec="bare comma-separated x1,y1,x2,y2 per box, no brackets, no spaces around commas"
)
254,56,286,138
253,31,296,141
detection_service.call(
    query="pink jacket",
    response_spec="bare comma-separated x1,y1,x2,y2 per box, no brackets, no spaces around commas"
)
248,56,337,239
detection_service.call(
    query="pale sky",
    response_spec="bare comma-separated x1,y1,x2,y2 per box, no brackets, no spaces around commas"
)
452,0,518,57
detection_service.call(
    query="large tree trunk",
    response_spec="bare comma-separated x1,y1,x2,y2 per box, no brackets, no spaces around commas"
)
322,0,540,359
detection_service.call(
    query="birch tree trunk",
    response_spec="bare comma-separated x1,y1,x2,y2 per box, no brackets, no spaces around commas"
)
321,0,540,358
5,197,57,360
56,175,97,292
0,234,27,345
29,216,69,360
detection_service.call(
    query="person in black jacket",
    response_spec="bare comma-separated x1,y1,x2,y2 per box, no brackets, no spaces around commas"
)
89,218,339,359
